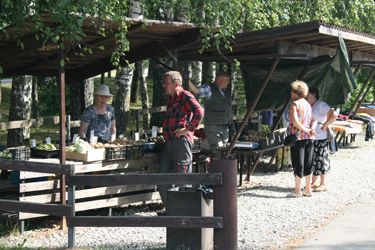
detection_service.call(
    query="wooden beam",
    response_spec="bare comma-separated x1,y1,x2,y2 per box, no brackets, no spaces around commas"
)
67,216,223,228
0,200,72,217
66,173,222,186
0,159,72,175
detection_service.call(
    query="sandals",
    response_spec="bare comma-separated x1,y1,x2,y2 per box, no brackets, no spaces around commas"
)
310,182,320,189
313,185,328,192
302,191,312,197
287,192,302,198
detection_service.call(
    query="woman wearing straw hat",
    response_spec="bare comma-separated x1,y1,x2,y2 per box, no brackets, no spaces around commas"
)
79,84,116,142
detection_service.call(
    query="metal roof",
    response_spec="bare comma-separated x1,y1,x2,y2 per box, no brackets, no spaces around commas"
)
2,19,375,79
0,14,201,79
176,20,375,65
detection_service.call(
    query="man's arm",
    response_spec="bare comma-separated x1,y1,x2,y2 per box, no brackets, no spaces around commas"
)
189,80,199,95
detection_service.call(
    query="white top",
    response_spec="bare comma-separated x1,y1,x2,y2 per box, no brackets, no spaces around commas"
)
312,100,334,140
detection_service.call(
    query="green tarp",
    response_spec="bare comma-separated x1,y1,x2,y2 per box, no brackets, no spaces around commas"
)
240,33,357,111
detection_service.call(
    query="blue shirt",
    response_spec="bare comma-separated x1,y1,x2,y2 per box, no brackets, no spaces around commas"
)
197,82,226,99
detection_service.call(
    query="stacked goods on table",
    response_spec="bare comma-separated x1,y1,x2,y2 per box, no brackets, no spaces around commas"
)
141,136,165,152
240,128,287,149
31,143,59,158
66,139,106,162
88,138,144,160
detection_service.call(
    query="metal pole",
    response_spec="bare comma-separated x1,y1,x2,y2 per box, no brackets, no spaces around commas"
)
347,67,375,118
353,64,362,77
58,46,67,230
213,158,237,250
353,76,375,115
271,59,312,131
68,165,76,247
225,58,280,158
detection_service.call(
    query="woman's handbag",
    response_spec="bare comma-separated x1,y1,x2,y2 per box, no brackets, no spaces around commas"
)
327,127,335,141
284,134,297,147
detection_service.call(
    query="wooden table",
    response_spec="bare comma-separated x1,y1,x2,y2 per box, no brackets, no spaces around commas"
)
218,145,284,186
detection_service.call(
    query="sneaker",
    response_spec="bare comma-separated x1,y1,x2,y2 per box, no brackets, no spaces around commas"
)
287,192,302,198
302,191,312,197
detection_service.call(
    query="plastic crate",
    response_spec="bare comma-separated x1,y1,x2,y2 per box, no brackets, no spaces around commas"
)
105,146,127,161
126,144,144,158
235,122,259,135
0,147,30,161
31,148,59,158
192,138,201,153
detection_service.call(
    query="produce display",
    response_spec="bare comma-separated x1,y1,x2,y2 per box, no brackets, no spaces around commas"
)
89,138,140,149
241,130,268,142
138,135,165,144
0,151,12,159
67,139,93,153
34,143,57,150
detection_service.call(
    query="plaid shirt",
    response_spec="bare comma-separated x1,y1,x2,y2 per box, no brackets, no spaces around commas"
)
163,87,204,143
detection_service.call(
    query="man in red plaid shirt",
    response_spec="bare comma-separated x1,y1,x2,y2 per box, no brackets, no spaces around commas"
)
157,71,204,215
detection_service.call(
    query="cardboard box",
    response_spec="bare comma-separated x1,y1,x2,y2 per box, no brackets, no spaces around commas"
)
66,148,105,162
357,107,375,116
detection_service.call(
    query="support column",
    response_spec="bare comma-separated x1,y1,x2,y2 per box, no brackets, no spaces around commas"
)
213,158,237,250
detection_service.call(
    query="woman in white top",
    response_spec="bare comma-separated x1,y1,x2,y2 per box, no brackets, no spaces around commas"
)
305,87,338,192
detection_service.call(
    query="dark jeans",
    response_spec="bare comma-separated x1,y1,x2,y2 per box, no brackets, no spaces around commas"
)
157,136,192,207
291,139,314,178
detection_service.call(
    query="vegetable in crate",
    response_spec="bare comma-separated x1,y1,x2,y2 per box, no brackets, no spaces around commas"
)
34,143,57,150
67,139,93,153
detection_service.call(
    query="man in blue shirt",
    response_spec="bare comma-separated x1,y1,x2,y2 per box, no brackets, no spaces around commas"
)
189,71,236,163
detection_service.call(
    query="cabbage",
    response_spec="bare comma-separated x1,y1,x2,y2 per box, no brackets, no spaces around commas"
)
70,139,93,153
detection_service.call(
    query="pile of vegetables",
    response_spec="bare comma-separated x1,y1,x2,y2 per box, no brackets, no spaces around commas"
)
67,139,93,154
34,143,57,150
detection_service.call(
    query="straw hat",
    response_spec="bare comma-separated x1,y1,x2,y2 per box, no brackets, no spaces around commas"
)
94,84,113,97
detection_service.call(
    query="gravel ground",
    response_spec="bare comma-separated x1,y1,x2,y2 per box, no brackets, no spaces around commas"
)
0,132,374,250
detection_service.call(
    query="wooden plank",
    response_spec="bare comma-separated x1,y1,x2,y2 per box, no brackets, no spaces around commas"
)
74,155,160,173
0,199,71,217
67,215,223,229
0,116,60,130
276,40,336,58
19,172,55,179
66,173,223,186
0,160,72,175
19,179,59,193
75,192,161,212
20,185,156,202
19,191,160,220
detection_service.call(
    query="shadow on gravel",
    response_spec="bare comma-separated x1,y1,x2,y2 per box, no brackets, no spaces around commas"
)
237,185,292,198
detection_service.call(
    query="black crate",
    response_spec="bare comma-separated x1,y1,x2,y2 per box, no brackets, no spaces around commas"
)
106,146,127,161
31,148,59,158
235,122,259,136
126,144,144,158
192,138,201,153
0,147,30,161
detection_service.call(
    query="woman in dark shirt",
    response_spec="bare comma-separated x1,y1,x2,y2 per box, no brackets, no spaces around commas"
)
79,84,116,142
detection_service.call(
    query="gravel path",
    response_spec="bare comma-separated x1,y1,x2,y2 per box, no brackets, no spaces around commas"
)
1,133,374,250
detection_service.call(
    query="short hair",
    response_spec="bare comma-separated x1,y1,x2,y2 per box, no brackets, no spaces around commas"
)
165,71,182,87
308,87,320,100
216,71,231,79
291,80,309,98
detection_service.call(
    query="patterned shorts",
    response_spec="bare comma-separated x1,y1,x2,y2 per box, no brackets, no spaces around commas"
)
312,139,330,175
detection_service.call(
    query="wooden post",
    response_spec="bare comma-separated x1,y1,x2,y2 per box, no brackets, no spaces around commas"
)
213,158,237,250
58,46,67,229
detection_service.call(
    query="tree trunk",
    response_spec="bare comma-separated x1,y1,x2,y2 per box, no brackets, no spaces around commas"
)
7,75,32,147
138,61,150,129
191,61,202,86
130,62,140,103
150,59,171,127
202,61,216,85
147,59,154,79
114,67,133,136
69,76,94,135
32,76,39,119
